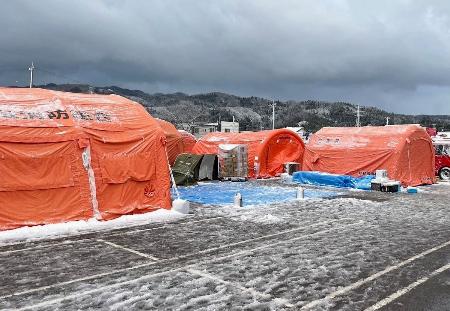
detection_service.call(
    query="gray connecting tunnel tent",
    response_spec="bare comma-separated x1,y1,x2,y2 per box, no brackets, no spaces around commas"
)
172,153,218,186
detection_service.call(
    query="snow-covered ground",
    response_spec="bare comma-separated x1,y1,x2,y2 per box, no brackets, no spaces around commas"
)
0,209,184,246
0,181,449,310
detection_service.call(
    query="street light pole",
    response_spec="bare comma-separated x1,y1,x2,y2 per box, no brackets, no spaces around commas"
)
356,105,361,127
28,62,35,88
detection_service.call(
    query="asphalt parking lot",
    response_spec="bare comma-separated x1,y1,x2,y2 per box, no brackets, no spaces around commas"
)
0,181,449,310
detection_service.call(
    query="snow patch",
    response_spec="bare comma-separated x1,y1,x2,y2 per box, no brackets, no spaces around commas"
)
328,197,382,208
238,213,283,224
0,209,183,245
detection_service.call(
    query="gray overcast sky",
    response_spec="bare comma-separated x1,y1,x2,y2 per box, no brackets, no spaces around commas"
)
1,0,450,114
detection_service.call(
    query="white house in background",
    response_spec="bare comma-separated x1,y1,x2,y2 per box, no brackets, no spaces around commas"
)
191,122,218,138
286,126,305,136
286,126,311,141
221,121,239,133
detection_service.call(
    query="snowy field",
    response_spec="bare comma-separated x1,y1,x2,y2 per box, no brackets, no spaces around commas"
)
0,180,449,310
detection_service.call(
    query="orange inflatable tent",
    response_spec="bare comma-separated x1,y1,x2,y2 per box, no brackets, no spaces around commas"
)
303,125,435,186
0,87,171,230
156,119,197,165
179,130,197,154
192,129,305,178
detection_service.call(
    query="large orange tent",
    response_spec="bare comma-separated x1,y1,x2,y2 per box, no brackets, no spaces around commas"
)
0,87,171,230
192,129,305,178
303,125,435,186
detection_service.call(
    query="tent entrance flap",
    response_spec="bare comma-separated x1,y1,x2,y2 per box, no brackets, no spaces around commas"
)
198,154,218,181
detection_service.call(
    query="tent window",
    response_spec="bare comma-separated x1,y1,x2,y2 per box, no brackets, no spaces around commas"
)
100,152,156,184
0,154,75,191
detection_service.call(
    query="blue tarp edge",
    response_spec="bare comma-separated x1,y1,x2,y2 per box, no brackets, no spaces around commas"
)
292,171,375,190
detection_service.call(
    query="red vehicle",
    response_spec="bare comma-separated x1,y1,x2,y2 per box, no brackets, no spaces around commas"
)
433,132,450,180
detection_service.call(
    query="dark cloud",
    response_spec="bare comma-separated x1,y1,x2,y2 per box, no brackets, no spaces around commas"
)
1,0,450,114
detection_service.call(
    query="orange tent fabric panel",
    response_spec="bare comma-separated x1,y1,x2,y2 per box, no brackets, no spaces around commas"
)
179,130,197,154
192,129,305,178
0,87,171,230
0,140,93,230
303,125,435,186
156,119,184,165
89,133,171,220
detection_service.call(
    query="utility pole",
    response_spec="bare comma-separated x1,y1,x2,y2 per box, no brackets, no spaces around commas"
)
218,114,221,132
356,105,361,127
271,100,276,130
28,62,35,88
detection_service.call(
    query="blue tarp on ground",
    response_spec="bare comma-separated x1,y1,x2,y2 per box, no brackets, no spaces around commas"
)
173,182,337,206
292,171,375,190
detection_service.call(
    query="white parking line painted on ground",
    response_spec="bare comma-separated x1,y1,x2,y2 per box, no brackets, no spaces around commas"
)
0,215,200,249
206,220,364,264
13,267,187,311
186,268,270,297
100,218,355,310
0,239,90,256
300,239,450,310
97,239,160,261
365,263,450,311
14,264,296,311
0,215,218,254
102,218,346,265
178,218,353,259
95,220,356,309
108,216,227,236
0,261,158,300
5,219,360,307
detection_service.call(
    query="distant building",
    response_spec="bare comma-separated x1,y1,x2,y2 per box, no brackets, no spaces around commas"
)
286,126,305,136
286,126,310,141
221,121,239,133
191,122,218,138
190,121,239,138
